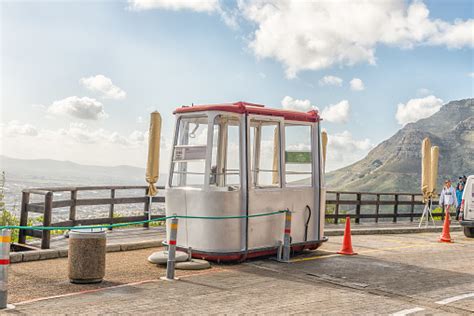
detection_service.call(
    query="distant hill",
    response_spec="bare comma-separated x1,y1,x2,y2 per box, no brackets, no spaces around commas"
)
326,98,473,193
0,155,167,187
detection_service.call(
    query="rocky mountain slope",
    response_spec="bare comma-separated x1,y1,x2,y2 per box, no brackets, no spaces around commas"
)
326,98,473,193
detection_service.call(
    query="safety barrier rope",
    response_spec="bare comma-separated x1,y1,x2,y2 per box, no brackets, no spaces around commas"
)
0,210,287,231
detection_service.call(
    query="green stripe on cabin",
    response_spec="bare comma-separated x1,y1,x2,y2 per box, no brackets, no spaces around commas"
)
285,151,312,164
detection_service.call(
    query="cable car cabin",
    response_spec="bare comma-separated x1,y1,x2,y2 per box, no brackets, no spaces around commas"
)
166,101,327,261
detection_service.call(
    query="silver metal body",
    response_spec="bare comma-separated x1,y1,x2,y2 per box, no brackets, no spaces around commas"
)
165,109,326,261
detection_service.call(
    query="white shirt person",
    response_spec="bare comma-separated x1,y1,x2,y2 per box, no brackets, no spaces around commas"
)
439,180,458,211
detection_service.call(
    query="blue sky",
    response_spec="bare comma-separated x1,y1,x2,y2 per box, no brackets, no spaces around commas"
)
1,0,473,171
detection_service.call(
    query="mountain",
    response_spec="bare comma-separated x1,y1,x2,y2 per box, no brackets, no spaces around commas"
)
0,155,167,186
326,98,473,193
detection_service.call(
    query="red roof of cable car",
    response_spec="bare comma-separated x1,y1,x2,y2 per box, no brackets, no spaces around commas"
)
173,101,320,122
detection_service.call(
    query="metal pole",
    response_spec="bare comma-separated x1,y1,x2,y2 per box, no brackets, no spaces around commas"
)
161,217,178,281
281,211,292,263
0,230,11,309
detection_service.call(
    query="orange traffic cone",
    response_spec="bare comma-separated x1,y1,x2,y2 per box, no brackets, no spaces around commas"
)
337,216,357,255
439,213,453,243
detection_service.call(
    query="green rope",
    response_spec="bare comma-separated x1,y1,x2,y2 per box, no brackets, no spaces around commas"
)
176,210,285,220
0,210,287,231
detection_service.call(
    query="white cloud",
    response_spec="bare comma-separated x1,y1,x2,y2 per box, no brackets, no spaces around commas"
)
31,104,46,110
281,96,315,112
80,75,126,100
325,130,374,171
350,78,365,91
23,123,147,148
47,96,107,120
417,88,432,96
127,0,238,28
319,75,343,87
238,0,474,78
129,130,146,142
395,95,443,125
427,19,474,49
281,96,350,124
137,116,144,124
128,0,219,12
0,122,171,167
468,72,474,78
321,100,350,123
1,121,38,137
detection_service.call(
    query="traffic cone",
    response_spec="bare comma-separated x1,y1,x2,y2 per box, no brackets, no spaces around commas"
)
337,216,357,255
439,213,453,243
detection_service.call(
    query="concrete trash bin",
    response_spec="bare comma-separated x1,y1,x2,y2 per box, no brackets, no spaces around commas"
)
68,228,106,284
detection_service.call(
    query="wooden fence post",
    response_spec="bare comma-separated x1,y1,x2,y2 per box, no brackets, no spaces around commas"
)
41,192,53,249
70,190,77,226
334,193,340,224
18,191,30,244
355,193,361,224
393,194,398,223
143,188,150,228
375,194,380,223
109,189,115,231
410,194,415,222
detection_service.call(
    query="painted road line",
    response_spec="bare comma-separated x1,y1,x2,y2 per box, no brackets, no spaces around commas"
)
290,253,339,262
435,293,474,305
391,307,425,316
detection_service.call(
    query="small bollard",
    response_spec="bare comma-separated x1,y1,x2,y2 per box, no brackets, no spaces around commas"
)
276,240,283,261
161,217,179,281
187,247,193,261
0,230,12,309
280,210,292,262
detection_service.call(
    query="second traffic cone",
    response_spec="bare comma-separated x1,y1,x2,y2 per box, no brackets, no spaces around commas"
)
337,216,357,255
439,212,453,243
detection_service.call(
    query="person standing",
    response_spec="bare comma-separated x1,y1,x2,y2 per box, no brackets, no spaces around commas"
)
439,180,458,217
455,182,464,220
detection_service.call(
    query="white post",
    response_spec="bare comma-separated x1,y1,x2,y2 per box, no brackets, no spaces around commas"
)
161,217,178,281
0,229,11,309
280,211,292,263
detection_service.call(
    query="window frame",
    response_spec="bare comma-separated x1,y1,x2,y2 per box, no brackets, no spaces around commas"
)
283,120,316,188
247,114,285,190
169,111,243,190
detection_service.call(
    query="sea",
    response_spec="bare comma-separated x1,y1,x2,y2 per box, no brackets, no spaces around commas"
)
2,172,165,223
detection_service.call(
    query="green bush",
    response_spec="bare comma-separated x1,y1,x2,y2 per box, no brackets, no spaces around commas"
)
325,204,349,224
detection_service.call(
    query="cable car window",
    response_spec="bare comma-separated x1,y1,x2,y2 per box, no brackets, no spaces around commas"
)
285,124,312,187
249,119,280,188
210,115,240,189
171,116,208,187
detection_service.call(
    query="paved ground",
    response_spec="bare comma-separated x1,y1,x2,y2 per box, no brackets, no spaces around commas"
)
4,231,473,315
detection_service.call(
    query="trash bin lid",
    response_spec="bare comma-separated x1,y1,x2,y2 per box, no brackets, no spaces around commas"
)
69,228,106,239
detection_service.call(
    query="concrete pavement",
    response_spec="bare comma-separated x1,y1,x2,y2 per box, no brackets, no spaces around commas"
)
4,231,474,315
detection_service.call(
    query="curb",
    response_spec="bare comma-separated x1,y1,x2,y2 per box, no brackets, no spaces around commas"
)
11,240,164,264
325,226,462,236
